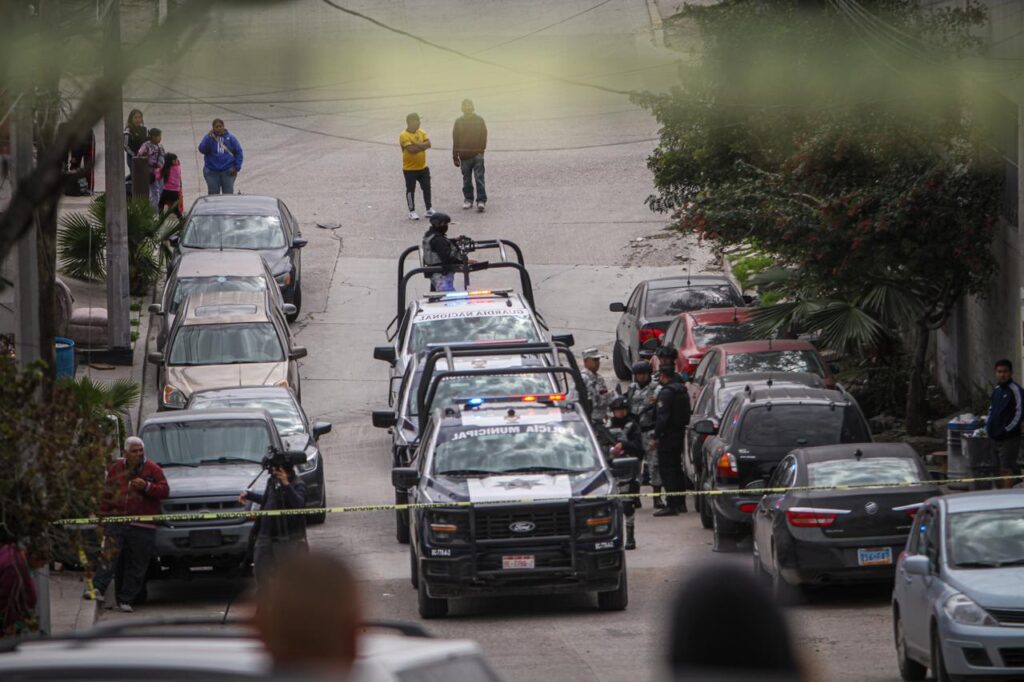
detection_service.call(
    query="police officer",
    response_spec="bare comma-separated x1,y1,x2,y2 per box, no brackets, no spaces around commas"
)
607,396,642,550
627,360,662,508
653,366,691,517
581,348,611,423
421,212,468,292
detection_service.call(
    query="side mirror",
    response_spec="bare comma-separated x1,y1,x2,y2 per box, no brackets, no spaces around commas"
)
373,345,397,365
292,237,308,249
552,333,575,347
902,554,930,577
392,466,420,490
148,303,164,315
282,303,297,317
167,234,180,247
147,352,164,365
609,302,625,313
693,419,717,436
372,410,397,429
311,421,332,439
289,346,308,360
610,456,640,482
641,338,659,351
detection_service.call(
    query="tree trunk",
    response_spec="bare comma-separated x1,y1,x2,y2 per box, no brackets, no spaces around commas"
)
905,319,931,435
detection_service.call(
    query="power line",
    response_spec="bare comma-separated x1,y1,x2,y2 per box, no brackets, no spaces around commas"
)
475,0,617,54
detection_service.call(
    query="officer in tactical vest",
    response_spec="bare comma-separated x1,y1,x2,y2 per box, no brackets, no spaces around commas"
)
653,365,691,517
421,212,468,292
606,396,642,550
627,360,662,508
581,348,611,423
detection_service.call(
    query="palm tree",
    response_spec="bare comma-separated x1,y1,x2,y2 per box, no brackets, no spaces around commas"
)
61,375,141,448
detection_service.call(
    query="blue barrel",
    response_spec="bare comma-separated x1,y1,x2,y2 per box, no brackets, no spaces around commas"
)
54,337,76,379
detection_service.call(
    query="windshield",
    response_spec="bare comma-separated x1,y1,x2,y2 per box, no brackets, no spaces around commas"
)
142,420,270,466
645,285,741,317
409,313,540,353
738,405,870,447
182,215,286,249
433,420,600,475
948,509,1024,568
169,323,284,365
189,396,305,436
726,349,825,376
807,457,920,487
410,373,559,416
693,323,751,348
171,276,267,314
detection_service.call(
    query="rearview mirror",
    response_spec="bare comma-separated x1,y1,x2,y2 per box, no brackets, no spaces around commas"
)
609,302,625,313
291,237,308,249
289,346,308,360
693,419,717,436
902,554,930,577
392,467,420,490
282,303,297,317
147,352,164,365
311,421,332,439
373,345,396,365
372,410,397,429
610,457,640,482
552,334,575,347
148,303,163,315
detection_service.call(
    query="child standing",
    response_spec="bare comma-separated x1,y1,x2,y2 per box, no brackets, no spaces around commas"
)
136,127,165,211
158,154,183,219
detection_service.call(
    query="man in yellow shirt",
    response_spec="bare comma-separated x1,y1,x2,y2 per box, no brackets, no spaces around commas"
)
399,113,433,221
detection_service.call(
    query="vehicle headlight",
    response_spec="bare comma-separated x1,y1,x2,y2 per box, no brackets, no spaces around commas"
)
427,512,461,543
162,385,186,408
274,271,293,287
297,452,317,473
582,504,613,536
943,593,997,626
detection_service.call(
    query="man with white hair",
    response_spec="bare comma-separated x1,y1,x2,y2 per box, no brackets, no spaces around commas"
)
87,437,169,612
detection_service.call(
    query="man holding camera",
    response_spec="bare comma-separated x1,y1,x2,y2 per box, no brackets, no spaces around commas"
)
240,455,308,585
421,212,470,292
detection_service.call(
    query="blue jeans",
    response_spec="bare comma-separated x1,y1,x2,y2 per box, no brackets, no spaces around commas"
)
461,155,486,203
149,179,163,211
204,168,236,195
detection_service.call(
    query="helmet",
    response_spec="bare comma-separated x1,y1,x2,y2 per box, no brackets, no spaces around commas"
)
429,212,452,227
610,396,629,411
630,361,651,375
655,345,678,360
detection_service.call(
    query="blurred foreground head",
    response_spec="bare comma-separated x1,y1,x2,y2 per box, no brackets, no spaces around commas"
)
667,563,806,682
253,552,361,678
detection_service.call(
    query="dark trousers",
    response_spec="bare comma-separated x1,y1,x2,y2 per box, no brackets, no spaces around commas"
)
460,155,486,203
158,189,182,218
253,536,307,587
404,168,431,211
658,441,686,510
92,525,155,604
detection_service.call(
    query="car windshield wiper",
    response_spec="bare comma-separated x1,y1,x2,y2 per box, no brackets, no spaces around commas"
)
437,468,501,476
157,461,198,468
199,457,262,465
953,560,1003,568
499,466,588,474
994,558,1024,567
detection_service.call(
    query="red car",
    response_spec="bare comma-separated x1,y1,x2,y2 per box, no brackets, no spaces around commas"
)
650,307,754,378
685,339,835,404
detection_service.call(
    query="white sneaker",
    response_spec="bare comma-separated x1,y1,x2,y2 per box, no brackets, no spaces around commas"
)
476,202,486,213
408,211,420,221
462,201,473,210
425,208,435,218
117,602,134,613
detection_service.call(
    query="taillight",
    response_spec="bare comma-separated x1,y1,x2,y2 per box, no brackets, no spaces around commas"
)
786,507,851,528
893,503,923,520
716,452,738,481
638,327,665,345
738,502,757,513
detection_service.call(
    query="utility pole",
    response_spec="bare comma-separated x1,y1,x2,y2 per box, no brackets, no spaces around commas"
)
104,0,131,359
11,94,40,369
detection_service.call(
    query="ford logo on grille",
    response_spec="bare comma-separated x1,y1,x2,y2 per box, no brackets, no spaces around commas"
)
864,501,879,515
509,521,536,533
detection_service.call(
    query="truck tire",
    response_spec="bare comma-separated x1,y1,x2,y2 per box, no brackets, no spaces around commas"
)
613,342,631,381
417,576,448,619
287,283,301,322
597,557,629,611
396,490,410,544
712,513,740,552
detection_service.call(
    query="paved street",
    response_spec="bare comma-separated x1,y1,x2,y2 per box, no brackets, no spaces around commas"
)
95,1,900,680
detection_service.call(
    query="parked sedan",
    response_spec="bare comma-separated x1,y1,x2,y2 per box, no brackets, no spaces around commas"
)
186,386,331,524
172,195,306,321
752,443,940,602
650,306,754,378
608,275,746,380
151,250,294,351
892,489,1024,681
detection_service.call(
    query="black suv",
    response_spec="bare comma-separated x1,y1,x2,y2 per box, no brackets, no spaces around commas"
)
691,385,871,551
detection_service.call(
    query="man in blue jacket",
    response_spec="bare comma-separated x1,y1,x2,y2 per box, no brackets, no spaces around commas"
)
198,118,243,194
987,358,1023,488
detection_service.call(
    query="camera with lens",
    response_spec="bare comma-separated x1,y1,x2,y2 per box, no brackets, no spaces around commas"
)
452,235,476,257
262,447,306,472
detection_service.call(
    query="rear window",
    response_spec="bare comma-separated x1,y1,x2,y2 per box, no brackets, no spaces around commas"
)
171,276,267,314
693,323,751,348
947,509,1024,568
726,349,824,376
737,405,870,447
807,457,920,487
645,285,741,317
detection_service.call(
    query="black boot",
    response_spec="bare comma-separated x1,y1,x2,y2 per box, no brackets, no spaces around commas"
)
652,486,665,509
625,525,636,550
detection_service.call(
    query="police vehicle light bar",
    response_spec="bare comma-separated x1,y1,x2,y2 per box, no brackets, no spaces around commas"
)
425,289,512,301
463,393,567,408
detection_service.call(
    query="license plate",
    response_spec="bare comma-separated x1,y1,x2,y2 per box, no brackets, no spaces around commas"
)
502,555,535,570
189,529,222,549
857,547,893,566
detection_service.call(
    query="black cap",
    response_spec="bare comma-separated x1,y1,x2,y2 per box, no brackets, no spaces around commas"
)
655,345,678,359
630,361,652,375
429,212,452,226
610,396,629,411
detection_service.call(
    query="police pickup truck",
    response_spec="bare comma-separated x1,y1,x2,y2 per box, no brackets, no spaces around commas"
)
394,391,637,618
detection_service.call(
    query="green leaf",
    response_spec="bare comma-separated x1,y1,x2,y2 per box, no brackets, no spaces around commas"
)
803,302,884,354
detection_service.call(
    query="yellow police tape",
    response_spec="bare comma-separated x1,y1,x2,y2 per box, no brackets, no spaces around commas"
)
53,473,1023,526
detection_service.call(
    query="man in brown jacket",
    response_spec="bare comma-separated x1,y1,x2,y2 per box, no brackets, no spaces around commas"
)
452,99,488,212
